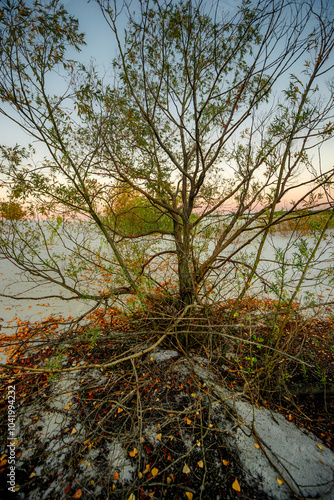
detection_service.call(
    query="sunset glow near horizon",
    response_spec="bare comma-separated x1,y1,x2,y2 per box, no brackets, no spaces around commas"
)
0,0,333,212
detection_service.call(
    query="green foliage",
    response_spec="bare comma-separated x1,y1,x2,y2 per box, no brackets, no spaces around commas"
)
0,200,26,220
104,189,173,236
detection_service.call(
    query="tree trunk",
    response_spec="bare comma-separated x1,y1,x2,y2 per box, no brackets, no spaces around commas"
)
174,224,195,349
178,253,195,307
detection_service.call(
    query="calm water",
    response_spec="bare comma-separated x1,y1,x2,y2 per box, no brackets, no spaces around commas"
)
1,222,333,361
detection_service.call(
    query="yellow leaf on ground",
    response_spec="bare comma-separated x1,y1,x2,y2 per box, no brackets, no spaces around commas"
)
156,433,162,441
223,460,229,466
277,478,284,485
151,467,159,477
186,418,192,425
182,463,191,474
29,472,36,478
166,477,172,484
254,443,260,449
71,427,76,434
317,445,323,450
113,472,119,480
232,478,241,492
0,459,7,467
72,489,82,498
191,393,196,398
0,454,7,462
129,448,138,457
185,493,193,500
138,472,143,479
117,407,123,414
127,494,135,500
197,460,204,468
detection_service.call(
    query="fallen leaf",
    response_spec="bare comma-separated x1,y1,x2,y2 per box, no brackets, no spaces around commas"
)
156,433,162,441
117,407,123,414
254,443,260,449
222,460,229,466
182,463,191,474
186,418,192,425
72,489,82,498
64,485,71,494
151,467,158,477
185,493,193,500
129,448,138,457
0,454,7,462
317,445,323,450
0,459,7,467
232,478,241,492
191,393,196,398
127,494,136,500
71,428,76,434
197,460,204,468
113,472,119,480
138,471,143,479
277,478,284,485
29,472,36,478
167,477,172,484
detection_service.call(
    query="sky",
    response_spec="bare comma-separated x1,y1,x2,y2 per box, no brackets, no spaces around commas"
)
0,0,333,209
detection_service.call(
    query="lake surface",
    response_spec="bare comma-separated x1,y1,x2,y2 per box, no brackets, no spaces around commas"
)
1,222,333,362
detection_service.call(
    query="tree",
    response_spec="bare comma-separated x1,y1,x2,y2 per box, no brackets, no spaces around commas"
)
0,5,333,496
0,0,333,328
